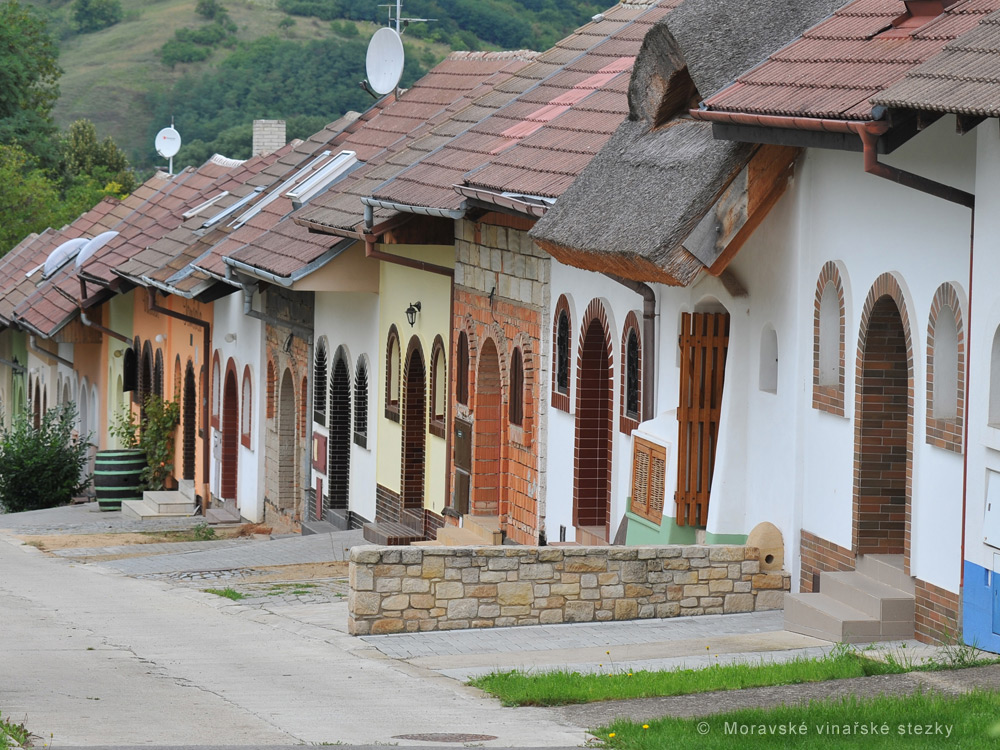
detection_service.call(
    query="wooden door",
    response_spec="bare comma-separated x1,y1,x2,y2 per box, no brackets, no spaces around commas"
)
676,312,729,526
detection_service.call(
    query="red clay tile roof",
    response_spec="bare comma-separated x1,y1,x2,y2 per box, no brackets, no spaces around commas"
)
367,2,677,216
702,0,1000,121
295,51,536,236
874,6,1000,114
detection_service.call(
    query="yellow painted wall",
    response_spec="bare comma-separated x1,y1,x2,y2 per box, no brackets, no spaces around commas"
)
105,293,134,448
375,244,453,514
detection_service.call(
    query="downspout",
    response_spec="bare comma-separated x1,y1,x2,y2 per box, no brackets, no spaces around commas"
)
29,335,73,369
241,284,315,524
146,288,211,508
362,226,458,521
604,274,657,421
80,311,131,344
0,356,26,374
694,107,976,586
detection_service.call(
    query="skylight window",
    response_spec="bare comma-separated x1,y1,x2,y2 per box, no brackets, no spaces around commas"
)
285,150,358,207
230,151,332,229
75,231,119,270
183,191,229,219
42,237,90,279
201,186,266,229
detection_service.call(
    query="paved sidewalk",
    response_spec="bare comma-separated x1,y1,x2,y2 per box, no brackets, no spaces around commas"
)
51,538,253,558
96,529,365,574
0,502,204,534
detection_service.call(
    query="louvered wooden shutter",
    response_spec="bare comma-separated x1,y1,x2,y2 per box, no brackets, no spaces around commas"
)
631,436,666,525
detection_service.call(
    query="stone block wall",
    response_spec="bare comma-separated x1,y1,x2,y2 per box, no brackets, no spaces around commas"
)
348,544,790,635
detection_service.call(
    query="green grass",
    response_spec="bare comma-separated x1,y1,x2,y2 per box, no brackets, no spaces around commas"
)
595,690,1000,749
203,587,246,601
0,712,31,750
470,645,1000,707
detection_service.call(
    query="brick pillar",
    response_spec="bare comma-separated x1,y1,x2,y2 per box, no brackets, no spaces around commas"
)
252,120,286,157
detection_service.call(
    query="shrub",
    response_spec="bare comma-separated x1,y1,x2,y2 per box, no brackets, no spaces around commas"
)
72,0,123,33
160,40,212,68
139,395,180,491
0,403,91,513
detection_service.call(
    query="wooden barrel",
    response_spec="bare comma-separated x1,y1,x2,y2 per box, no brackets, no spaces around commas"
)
94,449,146,512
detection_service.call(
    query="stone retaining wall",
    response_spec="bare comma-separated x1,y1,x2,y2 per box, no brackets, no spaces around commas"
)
348,544,790,635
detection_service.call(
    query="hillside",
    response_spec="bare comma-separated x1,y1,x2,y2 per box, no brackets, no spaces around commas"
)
26,0,603,170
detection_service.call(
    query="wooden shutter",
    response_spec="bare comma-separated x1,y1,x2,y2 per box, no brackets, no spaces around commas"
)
631,436,667,525
676,312,730,527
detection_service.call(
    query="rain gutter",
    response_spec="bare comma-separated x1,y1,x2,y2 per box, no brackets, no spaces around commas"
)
75,278,131,343
29,335,73,369
361,197,466,222
146,287,211,502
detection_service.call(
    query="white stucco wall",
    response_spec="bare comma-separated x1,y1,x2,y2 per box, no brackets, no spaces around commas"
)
211,292,266,522
311,291,379,525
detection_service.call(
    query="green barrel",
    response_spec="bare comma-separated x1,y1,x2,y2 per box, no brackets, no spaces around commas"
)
94,449,146,512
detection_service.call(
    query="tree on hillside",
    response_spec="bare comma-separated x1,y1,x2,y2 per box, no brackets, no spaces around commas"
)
72,0,123,33
0,145,60,254
0,0,61,168
62,118,136,193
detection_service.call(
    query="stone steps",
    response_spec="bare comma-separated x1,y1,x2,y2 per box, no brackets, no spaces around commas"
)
784,554,914,643
121,488,198,520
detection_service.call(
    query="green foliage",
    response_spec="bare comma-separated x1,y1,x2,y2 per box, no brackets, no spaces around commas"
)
195,0,225,21
0,403,91,513
72,0,122,33
61,118,135,193
0,144,61,254
138,395,180,491
193,521,216,541
329,20,357,37
110,404,139,449
160,40,213,68
278,15,294,30
203,586,245,600
155,35,427,166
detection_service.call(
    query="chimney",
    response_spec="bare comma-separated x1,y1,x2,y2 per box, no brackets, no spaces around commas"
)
252,119,286,156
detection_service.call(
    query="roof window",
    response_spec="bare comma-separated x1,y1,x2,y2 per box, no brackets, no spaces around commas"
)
42,237,90,279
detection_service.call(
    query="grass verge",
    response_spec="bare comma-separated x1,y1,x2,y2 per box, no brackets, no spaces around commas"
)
203,587,246,601
470,644,1000,706
594,690,1000,749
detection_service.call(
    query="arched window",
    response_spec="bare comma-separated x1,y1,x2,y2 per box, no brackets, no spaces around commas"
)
385,324,400,421
759,325,778,394
354,356,369,448
122,346,137,392
552,295,571,412
510,347,524,426
153,349,164,400
456,330,469,406
813,262,846,416
430,336,446,438
241,366,252,448
300,376,308,439
620,312,641,434
266,360,276,419
313,340,328,426
173,355,182,401
32,379,40,429
927,283,965,453
211,351,221,429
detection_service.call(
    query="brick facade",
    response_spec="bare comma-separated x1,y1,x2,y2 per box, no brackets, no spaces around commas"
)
925,282,965,454
799,529,855,592
262,287,314,530
812,260,847,416
854,273,913,573
914,577,961,644
452,213,549,545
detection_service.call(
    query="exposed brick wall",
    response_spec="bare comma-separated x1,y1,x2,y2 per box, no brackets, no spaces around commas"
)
812,261,847,416
262,288,313,529
452,215,548,545
252,119,285,156
914,578,961,644
800,529,855,592
853,274,913,570
349,544,789,635
376,483,402,524
926,282,965,454
402,336,427,511
575,299,613,536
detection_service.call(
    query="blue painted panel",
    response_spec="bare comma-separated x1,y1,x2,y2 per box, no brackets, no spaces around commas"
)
963,560,1000,654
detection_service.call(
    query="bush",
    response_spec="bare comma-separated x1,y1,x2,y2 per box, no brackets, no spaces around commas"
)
160,40,213,68
139,395,180,491
72,0,123,32
0,404,91,513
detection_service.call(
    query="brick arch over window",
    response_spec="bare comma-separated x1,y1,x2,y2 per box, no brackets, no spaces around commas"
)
854,273,914,572
220,358,240,501
926,282,965,453
211,350,221,429
813,261,847,416
401,336,426,511
313,338,328,426
385,324,401,422
429,335,447,438
552,294,572,412
266,360,276,419
574,298,614,538
354,355,369,448
620,310,642,435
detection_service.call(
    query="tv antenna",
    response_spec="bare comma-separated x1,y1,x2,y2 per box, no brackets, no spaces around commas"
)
378,0,435,34
155,118,182,175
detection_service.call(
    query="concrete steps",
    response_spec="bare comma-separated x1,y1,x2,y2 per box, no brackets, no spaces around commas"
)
785,554,914,643
205,506,242,525
416,515,503,547
121,490,197,520
575,525,609,546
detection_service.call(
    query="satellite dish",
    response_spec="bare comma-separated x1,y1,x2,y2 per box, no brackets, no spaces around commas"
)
43,237,90,279
366,27,405,95
155,127,182,159
75,231,118,269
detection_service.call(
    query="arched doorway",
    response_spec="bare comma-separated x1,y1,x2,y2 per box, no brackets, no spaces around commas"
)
327,351,351,512
220,365,239,500
278,369,296,511
473,338,502,518
401,339,426,517
574,310,612,538
183,361,196,481
856,293,912,557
